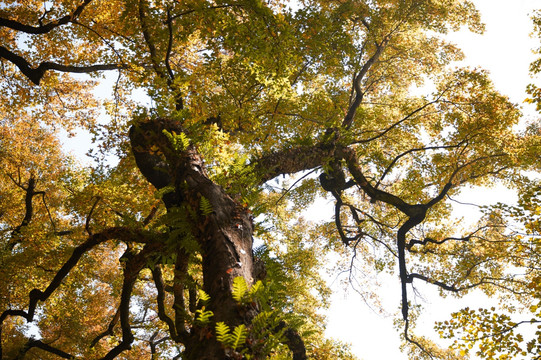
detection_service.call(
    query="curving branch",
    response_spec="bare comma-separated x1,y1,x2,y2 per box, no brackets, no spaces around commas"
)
334,199,363,246
164,8,183,111
149,332,170,357
137,0,186,111
90,308,120,348
0,45,122,85
100,240,165,360
0,0,121,84
16,338,75,359
407,273,461,292
374,140,468,189
0,0,93,34
340,146,455,328
339,146,422,215
9,176,40,250
151,264,185,342
389,150,514,333
85,196,101,235
405,225,491,251
342,37,389,129
165,8,175,82
1,3,123,85
0,227,154,358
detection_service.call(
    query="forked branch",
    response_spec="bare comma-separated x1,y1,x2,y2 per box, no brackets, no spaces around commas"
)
100,240,165,360
0,227,155,358
0,45,122,85
16,338,75,359
0,0,93,34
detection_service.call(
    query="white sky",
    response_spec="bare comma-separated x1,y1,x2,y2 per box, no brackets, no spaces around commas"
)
325,1,540,359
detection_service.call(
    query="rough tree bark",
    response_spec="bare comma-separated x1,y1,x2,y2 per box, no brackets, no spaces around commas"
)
129,118,261,359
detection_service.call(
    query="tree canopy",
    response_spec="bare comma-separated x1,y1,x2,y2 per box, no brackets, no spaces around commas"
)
0,0,540,359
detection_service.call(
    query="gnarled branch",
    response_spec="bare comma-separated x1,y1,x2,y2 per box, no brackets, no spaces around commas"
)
101,240,165,360
0,0,93,34
0,45,122,84
17,338,74,359
0,227,155,358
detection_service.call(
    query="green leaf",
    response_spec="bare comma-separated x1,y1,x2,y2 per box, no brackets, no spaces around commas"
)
247,280,264,299
215,321,231,344
230,324,248,350
195,306,214,326
198,289,211,305
232,276,248,303
162,129,190,151
199,196,213,216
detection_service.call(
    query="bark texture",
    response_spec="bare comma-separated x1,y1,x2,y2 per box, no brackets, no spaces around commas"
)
130,118,256,359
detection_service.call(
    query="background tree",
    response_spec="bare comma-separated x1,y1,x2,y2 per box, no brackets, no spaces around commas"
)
0,0,538,359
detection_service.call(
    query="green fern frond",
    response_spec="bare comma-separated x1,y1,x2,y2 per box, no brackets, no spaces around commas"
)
199,196,213,216
198,289,211,305
179,132,190,149
232,277,248,303
155,185,175,200
162,130,190,151
230,324,248,350
215,322,231,344
247,280,264,298
195,306,214,326
251,311,272,333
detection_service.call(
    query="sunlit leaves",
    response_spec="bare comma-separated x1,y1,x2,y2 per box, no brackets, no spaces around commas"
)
2,0,540,358
436,306,541,360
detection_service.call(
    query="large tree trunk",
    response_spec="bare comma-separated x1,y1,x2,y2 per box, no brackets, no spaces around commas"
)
179,148,255,359
129,118,255,359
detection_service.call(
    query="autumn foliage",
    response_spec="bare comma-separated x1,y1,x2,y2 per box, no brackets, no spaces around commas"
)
0,0,540,359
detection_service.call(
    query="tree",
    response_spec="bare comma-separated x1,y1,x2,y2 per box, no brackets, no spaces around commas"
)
0,0,538,359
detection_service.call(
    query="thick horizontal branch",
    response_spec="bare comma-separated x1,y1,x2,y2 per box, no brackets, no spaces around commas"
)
406,225,492,251
407,273,461,292
252,143,335,184
406,235,473,250
0,45,122,85
0,0,92,34
254,142,455,219
19,339,74,359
